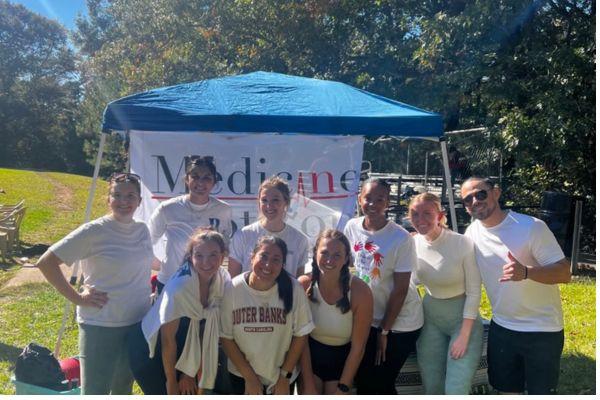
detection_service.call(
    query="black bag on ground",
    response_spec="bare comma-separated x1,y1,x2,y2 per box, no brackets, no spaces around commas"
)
14,342,68,391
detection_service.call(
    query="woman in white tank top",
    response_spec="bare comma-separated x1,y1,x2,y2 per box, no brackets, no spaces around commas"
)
298,229,373,395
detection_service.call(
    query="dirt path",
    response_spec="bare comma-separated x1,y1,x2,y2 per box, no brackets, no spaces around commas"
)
2,172,76,290
2,264,72,289
37,172,75,212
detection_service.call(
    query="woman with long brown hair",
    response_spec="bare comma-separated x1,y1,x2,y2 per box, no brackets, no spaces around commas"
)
298,229,372,395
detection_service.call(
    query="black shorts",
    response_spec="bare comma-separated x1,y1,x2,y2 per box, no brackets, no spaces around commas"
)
487,320,564,394
308,336,351,382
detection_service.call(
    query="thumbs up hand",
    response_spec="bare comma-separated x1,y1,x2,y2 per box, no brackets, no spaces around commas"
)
499,251,528,282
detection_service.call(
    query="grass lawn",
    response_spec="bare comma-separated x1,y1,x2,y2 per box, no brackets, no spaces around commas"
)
0,168,596,394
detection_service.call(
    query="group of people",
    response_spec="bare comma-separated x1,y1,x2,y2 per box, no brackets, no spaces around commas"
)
36,155,571,395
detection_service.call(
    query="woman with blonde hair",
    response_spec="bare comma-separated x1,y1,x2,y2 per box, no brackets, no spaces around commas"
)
229,176,309,277
408,192,483,394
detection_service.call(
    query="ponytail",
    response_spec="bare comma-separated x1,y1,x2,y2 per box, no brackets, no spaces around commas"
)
276,270,294,315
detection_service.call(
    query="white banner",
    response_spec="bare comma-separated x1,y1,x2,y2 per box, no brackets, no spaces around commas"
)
130,131,364,256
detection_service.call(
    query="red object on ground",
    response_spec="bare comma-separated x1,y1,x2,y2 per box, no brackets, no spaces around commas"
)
59,357,80,382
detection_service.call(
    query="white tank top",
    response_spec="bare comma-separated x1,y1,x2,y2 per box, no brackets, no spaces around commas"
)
309,281,353,346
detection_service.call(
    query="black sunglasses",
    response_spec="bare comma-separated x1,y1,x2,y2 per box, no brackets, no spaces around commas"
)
111,172,141,183
462,189,488,206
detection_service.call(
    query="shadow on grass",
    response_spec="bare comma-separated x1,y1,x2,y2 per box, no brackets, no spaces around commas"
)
559,353,596,395
0,342,22,367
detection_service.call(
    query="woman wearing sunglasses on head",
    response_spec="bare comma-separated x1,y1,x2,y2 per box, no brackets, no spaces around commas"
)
408,193,484,394
343,178,423,395
220,236,314,395
36,173,154,395
228,176,309,278
298,229,373,395
148,156,232,292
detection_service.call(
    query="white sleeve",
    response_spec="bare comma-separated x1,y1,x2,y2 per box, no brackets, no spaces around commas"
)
530,219,566,267
148,204,167,245
229,230,246,264
219,284,234,339
49,223,94,266
219,206,234,247
461,236,482,320
292,284,314,337
297,235,309,272
393,236,416,273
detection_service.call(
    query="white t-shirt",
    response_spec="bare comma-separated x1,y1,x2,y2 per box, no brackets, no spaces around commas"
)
229,221,309,276
148,195,232,283
465,211,566,332
344,217,423,332
49,215,154,327
220,273,314,390
414,228,481,319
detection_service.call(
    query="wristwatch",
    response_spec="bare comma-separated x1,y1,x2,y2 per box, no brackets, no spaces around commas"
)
337,383,350,393
280,368,292,380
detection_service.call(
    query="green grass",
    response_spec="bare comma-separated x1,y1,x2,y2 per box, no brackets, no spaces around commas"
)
0,167,109,245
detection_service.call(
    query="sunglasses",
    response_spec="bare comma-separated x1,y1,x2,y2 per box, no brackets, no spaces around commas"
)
189,155,215,165
462,189,488,206
111,172,141,183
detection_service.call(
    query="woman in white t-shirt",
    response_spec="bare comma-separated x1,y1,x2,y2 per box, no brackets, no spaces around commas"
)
343,178,423,395
128,229,231,395
220,235,314,395
148,156,232,291
298,229,373,395
36,173,154,395
229,176,309,278
408,193,483,394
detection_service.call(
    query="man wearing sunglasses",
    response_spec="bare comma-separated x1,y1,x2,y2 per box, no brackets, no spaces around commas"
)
460,177,571,395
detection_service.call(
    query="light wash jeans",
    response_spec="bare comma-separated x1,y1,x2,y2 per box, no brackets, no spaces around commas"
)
416,294,484,395
79,323,137,395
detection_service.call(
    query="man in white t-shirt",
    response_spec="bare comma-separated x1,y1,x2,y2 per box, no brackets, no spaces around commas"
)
461,177,571,395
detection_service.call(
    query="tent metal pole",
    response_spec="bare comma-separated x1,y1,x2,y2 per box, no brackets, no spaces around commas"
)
440,139,458,232
55,132,107,358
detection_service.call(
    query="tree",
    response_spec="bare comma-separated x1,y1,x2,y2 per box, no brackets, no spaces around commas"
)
0,1,86,172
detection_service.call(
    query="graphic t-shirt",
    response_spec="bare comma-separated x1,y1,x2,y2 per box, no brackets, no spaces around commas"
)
344,217,423,332
220,273,314,390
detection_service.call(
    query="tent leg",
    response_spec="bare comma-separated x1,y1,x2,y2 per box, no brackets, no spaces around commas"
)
440,139,458,232
55,132,107,358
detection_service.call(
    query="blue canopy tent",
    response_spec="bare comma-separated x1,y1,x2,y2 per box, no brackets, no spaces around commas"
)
86,72,455,232
101,71,443,137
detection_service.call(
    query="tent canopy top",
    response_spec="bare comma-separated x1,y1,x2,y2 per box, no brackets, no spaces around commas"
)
102,71,443,137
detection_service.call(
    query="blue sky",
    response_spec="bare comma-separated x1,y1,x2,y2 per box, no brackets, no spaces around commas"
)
12,0,88,30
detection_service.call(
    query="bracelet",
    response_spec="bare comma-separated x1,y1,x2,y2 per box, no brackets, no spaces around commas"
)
524,266,528,280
